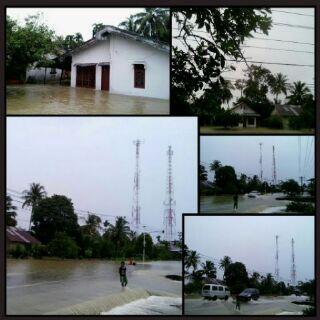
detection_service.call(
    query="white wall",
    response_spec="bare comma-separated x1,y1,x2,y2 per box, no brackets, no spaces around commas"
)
71,35,169,100
71,39,110,89
26,67,62,82
109,35,169,100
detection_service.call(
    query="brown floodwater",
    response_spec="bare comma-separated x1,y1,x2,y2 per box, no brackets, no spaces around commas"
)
6,85,170,115
7,259,181,315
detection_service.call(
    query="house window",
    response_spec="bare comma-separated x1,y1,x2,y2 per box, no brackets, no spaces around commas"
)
50,68,57,74
134,64,145,89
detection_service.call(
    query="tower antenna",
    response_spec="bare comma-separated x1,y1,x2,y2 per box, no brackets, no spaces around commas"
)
132,139,144,231
272,145,277,185
291,238,297,286
164,145,176,243
259,142,263,180
275,235,279,281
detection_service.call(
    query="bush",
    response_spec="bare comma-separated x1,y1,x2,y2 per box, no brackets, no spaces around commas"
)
48,232,79,258
286,202,314,213
303,307,315,316
184,280,203,294
31,244,48,259
262,115,283,129
9,244,28,258
215,111,240,128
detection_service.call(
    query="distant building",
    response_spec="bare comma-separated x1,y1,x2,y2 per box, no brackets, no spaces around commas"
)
272,104,302,128
6,227,41,251
70,25,169,100
230,102,260,128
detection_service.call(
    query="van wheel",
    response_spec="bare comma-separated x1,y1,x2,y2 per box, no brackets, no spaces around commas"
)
212,296,217,301
224,296,228,301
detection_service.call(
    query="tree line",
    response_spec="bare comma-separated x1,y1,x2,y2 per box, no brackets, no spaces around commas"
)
6,183,181,261
172,8,314,130
6,8,170,81
184,249,315,304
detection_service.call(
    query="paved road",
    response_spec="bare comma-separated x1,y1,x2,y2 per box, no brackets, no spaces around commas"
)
185,295,309,315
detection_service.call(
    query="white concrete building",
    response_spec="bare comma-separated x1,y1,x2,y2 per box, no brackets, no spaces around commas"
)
230,102,261,128
70,26,170,100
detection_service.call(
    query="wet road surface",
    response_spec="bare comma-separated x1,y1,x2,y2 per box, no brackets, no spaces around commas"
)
7,85,169,115
7,259,181,315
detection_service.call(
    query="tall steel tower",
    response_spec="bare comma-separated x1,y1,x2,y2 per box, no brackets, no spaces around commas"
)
291,238,297,286
259,142,263,180
275,235,279,281
132,139,143,231
272,145,277,185
164,145,176,243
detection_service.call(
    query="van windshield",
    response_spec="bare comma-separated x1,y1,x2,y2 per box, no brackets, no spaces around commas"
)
203,285,210,291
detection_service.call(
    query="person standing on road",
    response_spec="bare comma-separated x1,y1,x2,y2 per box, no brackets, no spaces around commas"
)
119,261,128,287
233,194,239,212
235,294,241,311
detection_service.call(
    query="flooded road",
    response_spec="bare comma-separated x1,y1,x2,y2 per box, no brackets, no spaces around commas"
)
7,259,181,315
185,295,309,315
6,85,169,115
200,193,290,213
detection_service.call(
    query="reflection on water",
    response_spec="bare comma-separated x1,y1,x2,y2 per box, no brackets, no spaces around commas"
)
7,259,181,314
7,85,169,115
200,193,290,213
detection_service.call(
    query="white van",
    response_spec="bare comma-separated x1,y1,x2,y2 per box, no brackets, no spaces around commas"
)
201,284,230,301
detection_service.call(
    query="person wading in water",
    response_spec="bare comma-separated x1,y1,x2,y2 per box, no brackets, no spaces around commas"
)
235,294,241,311
119,261,128,287
233,194,239,212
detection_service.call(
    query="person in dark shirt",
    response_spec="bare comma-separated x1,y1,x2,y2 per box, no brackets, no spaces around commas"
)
233,194,239,212
235,294,241,310
119,261,128,287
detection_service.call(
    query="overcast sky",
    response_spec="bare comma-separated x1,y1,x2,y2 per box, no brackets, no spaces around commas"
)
7,117,197,237
7,8,150,40
172,8,315,104
201,136,314,183
185,216,314,282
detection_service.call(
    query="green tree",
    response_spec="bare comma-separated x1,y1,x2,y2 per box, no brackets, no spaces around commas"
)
185,250,200,275
135,233,153,259
6,195,17,227
48,232,79,258
82,214,102,236
200,165,208,181
92,23,106,37
287,81,311,105
22,183,47,230
248,271,261,288
201,260,217,279
281,179,301,196
31,194,79,244
209,160,222,172
108,216,130,257
214,165,238,194
235,79,246,97
219,256,232,279
133,8,169,42
269,73,289,103
6,14,56,80
119,15,139,33
224,262,249,293
172,8,272,115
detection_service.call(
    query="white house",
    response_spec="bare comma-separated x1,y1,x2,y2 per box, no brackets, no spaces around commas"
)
70,26,170,100
230,102,261,128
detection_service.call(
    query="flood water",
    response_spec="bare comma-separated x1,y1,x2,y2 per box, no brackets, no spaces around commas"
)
200,193,290,213
7,259,181,315
6,85,169,115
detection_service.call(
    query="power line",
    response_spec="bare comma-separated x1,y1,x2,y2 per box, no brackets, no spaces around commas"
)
242,45,313,54
271,9,314,17
272,22,314,30
227,59,314,68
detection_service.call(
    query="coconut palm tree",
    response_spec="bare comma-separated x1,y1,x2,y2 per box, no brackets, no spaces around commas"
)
235,79,246,98
287,81,311,105
185,250,200,275
109,216,130,257
118,15,138,33
83,214,102,236
210,160,222,172
201,260,217,279
133,8,170,42
219,256,232,279
269,73,288,103
219,80,234,107
6,195,17,227
22,183,47,230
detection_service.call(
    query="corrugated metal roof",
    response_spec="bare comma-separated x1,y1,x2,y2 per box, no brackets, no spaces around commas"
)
274,104,302,117
6,227,41,245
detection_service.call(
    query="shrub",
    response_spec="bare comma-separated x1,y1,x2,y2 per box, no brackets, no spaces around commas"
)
286,202,314,213
48,232,79,259
31,244,48,259
262,115,283,129
9,244,28,258
184,280,203,294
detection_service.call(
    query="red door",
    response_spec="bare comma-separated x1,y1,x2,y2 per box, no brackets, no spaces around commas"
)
76,66,96,88
101,65,110,91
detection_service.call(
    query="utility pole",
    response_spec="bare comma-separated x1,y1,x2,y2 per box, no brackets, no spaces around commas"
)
272,145,277,186
275,235,279,281
164,145,176,243
132,139,144,231
259,142,263,181
142,225,146,264
291,238,296,286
